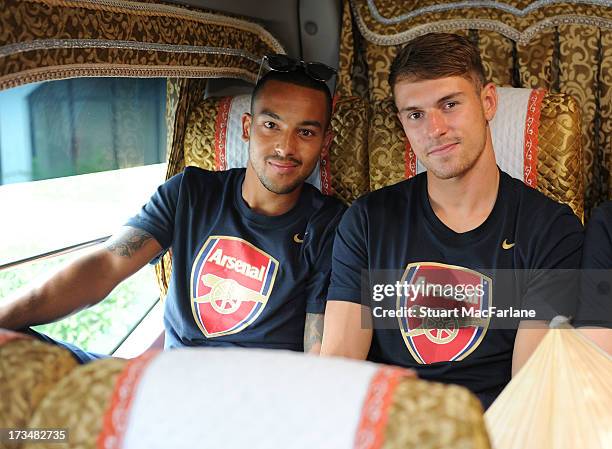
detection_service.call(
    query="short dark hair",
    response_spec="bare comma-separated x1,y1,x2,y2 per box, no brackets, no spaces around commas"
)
251,69,333,126
389,33,486,92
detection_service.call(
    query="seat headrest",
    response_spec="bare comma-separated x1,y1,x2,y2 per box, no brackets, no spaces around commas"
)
0,330,78,433
67,348,489,449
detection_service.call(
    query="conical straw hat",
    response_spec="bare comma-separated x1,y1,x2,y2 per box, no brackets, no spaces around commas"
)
485,318,612,449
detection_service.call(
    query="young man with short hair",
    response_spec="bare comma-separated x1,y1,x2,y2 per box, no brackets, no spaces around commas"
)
0,59,345,360
320,33,583,408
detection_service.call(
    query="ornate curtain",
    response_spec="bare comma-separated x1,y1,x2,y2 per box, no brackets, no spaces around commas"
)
0,0,284,89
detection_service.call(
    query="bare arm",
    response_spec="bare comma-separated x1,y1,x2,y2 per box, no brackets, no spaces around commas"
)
511,320,549,376
303,313,324,354
320,301,372,359
0,227,162,330
577,327,612,355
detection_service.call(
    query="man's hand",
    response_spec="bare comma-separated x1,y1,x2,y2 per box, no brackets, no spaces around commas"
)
320,301,373,359
511,320,549,376
578,327,612,355
0,227,162,330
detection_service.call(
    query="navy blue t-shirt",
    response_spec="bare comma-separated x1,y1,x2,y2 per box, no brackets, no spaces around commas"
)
327,170,583,407
127,167,345,351
576,201,612,328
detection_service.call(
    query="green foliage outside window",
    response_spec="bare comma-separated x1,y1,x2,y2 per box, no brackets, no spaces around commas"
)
0,252,159,354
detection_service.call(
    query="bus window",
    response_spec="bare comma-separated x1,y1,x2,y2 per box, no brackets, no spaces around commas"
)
0,77,168,354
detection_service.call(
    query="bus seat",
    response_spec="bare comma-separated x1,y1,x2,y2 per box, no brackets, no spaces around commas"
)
0,329,77,435
368,88,584,221
22,357,127,449
25,348,491,449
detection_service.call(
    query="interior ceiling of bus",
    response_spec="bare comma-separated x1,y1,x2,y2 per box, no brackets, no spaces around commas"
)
163,0,343,68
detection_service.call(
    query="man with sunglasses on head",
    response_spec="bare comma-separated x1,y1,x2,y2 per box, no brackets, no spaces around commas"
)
0,55,345,361
320,33,583,408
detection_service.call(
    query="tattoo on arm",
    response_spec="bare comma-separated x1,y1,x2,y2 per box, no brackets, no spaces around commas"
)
106,228,153,258
304,313,324,353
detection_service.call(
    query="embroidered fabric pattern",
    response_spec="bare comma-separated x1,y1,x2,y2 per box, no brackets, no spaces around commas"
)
0,39,261,62
32,0,284,53
352,7,612,46
98,351,159,449
214,97,233,171
404,141,417,179
365,0,611,24
0,0,285,91
523,89,546,188
353,367,409,449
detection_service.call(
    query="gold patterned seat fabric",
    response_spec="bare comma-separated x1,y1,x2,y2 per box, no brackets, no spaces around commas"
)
22,358,128,449
384,379,491,449
0,330,78,439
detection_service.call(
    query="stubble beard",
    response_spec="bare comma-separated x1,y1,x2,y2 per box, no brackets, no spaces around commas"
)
257,171,303,194
252,156,312,195
425,150,476,180
423,128,488,180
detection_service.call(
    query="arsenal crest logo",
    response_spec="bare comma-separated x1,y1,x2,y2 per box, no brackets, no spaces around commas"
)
190,236,279,338
397,262,492,364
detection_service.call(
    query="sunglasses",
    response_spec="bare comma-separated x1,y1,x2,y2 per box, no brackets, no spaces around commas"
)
256,54,337,84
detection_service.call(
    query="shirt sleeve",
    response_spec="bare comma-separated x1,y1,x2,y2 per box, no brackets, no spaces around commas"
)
521,204,584,320
326,200,369,305
303,202,347,313
575,203,612,327
124,171,183,251
581,203,612,269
